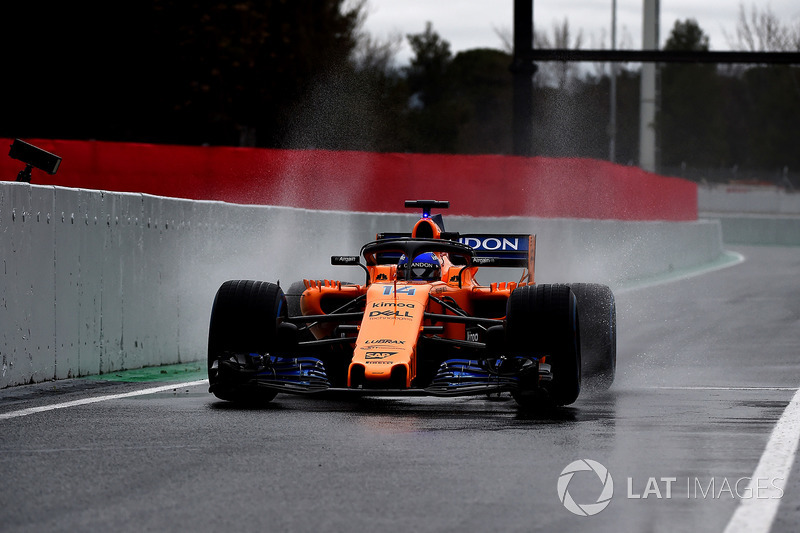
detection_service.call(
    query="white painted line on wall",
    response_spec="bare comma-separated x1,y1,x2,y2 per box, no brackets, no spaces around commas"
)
0,380,208,421
723,386,800,533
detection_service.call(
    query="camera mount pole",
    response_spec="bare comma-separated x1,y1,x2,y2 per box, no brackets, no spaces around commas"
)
16,164,33,183
511,0,536,157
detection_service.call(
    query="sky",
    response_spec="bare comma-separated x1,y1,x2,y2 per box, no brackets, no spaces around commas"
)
361,0,800,64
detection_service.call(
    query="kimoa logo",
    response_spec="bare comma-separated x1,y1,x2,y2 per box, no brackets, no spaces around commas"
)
558,459,614,517
372,302,415,308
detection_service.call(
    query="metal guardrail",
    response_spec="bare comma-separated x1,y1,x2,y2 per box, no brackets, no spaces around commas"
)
528,49,800,65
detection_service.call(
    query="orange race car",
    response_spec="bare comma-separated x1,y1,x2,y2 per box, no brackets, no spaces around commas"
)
207,200,616,409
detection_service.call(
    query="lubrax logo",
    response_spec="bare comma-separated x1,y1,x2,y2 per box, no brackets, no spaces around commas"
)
369,310,413,318
365,351,396,359
372,302,415,308
363,340,405,345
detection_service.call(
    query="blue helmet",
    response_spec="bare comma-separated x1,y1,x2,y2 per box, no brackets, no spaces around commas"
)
397,252,441,281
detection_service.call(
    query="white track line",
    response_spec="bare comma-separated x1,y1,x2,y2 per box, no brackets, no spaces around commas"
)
656,386,798,392
617,251,745,294
0,380,208,421
723,387,800,533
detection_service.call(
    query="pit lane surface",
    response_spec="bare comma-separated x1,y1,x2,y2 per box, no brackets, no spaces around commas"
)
1,245,799,533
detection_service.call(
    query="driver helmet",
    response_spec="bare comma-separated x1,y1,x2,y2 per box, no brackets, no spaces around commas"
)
397,252,442,281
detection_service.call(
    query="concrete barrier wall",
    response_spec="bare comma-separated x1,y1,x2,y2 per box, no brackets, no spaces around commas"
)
0,182,724,388
699,184,800,215
706,214,800,246
698,185,800,245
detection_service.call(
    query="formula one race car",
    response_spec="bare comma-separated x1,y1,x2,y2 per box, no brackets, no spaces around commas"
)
207,200,616,409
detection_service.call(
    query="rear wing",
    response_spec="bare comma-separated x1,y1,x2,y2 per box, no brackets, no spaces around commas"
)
375,232,536,280
458,234,535,271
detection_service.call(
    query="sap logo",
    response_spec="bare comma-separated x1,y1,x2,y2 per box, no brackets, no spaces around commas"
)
365,351,397,359
369,310,413,318
372,302,415,308
363,340,405,345
459,237,522,251
382,286,416,296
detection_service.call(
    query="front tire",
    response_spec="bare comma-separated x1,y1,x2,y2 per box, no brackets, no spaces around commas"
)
207,280,286,404
506,284,581,408
568,283,616,390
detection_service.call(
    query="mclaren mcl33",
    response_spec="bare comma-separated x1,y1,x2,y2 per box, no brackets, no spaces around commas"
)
208,200,616,409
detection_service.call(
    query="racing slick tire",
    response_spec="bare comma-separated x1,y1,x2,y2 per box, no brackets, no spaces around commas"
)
207,280,285,405
567,283,616,390
286,280,315,342
506,284,581,408
286,280,306,318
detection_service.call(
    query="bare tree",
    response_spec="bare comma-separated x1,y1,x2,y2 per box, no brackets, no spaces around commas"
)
494,18,585,88
725,3,800,51
536,18,584,89
352,32,403,74
351,0,402,73
494,25,513,54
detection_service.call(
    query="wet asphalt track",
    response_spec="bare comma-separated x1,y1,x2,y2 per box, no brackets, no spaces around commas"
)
1,245,799,533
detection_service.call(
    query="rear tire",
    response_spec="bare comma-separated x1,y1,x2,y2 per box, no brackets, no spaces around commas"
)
285,280,315,342
568,283,616,390
506,284,581,408
285,280,306,318
207,280,285,404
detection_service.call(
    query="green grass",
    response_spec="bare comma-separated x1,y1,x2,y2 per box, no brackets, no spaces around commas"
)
83,362,206,383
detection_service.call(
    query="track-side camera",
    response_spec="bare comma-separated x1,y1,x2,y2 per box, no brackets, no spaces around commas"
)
8,139,62,183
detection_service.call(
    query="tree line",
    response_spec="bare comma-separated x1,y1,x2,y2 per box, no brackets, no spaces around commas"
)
1,1,797,183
